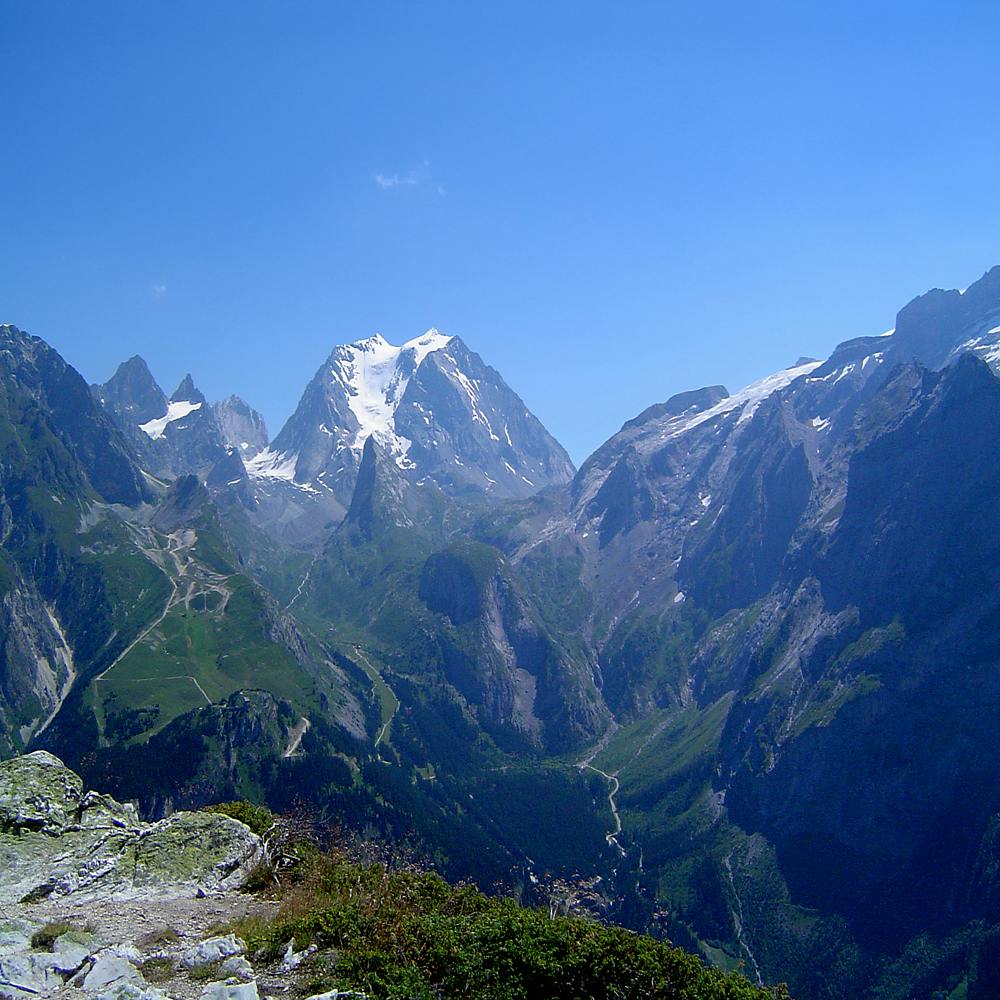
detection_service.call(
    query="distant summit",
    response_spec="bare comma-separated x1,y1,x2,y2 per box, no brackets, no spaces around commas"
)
253,329,575,507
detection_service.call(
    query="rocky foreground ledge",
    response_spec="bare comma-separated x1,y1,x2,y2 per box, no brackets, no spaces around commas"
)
0,752,347,1000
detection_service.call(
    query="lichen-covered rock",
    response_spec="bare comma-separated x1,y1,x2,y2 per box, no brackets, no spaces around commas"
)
0,751,264,903
136,815,259,895
0,918,35,956
50,929,94,972
0,749,85,834
221,954,255,981
279,938,316,972
94,985,170,1000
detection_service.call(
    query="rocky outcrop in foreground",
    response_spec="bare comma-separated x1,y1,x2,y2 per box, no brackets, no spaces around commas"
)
0,752,357,999
0,752,264,905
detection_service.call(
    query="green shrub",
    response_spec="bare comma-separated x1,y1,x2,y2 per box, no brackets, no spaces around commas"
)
234,851,784,1000
203,800,274,837
188,960,225,982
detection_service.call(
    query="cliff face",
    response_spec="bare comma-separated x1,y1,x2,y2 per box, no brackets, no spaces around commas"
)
713,354,1000,947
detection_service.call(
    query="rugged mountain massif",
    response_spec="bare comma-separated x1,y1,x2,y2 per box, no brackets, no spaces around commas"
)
5,275,1000,998
258,330,574,501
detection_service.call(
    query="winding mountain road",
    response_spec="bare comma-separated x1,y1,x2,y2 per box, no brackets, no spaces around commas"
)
581,762,626,857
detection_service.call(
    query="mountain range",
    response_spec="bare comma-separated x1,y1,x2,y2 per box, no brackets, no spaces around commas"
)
5,271,1000,998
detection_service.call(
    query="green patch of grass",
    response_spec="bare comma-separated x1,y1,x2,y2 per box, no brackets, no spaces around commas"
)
350,647,399,746
832,621,906,671
592,707,673,776
95,575,313,739
948,977,968,999
31,921,76,950
139,956,176,983
188,960,225,982
791,673,882,736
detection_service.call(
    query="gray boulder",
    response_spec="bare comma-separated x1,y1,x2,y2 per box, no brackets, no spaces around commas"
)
93,985,170,1000
0,950,67,998
181,933,246,968
83,952,144,989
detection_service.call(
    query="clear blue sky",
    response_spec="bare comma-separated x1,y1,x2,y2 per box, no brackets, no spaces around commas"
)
4,2,1000,464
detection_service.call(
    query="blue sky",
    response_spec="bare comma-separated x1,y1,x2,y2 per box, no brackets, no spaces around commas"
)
3,2,1000,464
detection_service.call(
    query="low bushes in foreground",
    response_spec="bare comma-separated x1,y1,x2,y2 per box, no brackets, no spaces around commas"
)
235,848,787,1000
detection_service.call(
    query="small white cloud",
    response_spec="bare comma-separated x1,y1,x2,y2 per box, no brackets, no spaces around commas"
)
374,172,418,189
374,161,445,194
151,282,167,300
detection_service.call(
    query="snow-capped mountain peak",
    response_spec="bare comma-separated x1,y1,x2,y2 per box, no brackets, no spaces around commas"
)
262,328,574,508
329,329,453,460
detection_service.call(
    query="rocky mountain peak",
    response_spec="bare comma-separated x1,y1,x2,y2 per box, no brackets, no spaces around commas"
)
215,394,268,458
95,354,167,424
0,325,149,506
170,373,206,404
343,436,417,541
622,385,730,432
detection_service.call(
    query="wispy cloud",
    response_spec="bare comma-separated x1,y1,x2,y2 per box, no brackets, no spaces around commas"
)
373,160,446,197
151,282,167,301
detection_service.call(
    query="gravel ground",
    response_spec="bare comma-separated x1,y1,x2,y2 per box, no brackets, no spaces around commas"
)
5,891,291,999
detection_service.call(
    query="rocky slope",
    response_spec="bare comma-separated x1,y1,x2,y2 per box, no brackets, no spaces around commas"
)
0,326,169,755
94,360,268,484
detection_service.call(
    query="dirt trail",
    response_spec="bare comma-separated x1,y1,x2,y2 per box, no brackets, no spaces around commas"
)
20,892,280,1000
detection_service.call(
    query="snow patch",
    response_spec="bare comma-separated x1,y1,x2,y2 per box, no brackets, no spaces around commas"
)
245,448,318,492
139,400,202,439
656,360,822,443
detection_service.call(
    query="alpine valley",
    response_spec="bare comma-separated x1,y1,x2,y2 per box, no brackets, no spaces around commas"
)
6,270,1000,999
